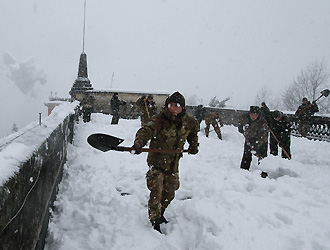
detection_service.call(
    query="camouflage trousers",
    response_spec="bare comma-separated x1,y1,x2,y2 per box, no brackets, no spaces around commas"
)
205,120,222,139
146,168,180,221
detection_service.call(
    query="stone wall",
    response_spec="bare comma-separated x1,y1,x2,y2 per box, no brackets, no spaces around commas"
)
0,113,76,250
74,90,170,117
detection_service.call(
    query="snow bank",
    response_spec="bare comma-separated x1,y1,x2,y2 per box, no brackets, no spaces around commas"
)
0,101,79,186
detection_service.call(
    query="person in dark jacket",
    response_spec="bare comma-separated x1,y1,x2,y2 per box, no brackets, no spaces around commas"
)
295,97,319,137
81,95,95,123
194,104,206,130
110,92,126,124
132,91,199,233
238,106,269,171
260,102,272,125
269,110,291,159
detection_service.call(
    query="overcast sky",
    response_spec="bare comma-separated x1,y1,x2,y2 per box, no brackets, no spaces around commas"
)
1,0,330,136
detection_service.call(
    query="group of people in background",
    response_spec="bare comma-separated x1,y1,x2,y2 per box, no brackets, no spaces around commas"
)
81,91,319,233
238,98,319,173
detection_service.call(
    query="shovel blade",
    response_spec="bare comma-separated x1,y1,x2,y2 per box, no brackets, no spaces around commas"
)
87,133,124,152
321,89,330,97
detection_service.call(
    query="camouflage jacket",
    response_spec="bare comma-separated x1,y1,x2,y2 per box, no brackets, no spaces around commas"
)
205,112,223,126
81,97,94,112
136,98,158,121
238,113,269,148
134,108,199,173
295,102,319,121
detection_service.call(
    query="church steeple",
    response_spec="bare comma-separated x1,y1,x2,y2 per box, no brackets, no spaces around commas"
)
78,52,88,78
69,0,93,99
69,52,93,98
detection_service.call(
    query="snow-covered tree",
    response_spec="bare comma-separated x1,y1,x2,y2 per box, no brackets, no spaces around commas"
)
209,96,230,108
254,85,278,110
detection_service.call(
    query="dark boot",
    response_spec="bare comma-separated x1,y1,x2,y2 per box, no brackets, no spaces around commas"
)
151,218,162,233
159,215,168,224
159,209,168,224
260,171,268,178
205,127,209,137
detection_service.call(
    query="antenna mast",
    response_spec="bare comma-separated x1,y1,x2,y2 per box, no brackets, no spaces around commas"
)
82,0,87,53
110,72,115,89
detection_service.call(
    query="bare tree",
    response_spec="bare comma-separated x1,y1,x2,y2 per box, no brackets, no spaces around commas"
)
282,60,329,112
254,85,277,109
11,123,18,133
186,94,203,105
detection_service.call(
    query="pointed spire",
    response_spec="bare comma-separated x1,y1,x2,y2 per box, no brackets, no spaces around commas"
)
78,52,88,78
69,52,93,98
69,0,93,99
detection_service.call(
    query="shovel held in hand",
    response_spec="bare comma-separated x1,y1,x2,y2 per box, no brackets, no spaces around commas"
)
296,89,330,115
87,133,190,153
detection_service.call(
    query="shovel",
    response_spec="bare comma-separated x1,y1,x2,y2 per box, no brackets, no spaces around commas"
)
87,133,190,153
296,89,330,115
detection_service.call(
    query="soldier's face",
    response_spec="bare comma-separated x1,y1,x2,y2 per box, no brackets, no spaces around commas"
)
168,102,182,116
249,113,259,121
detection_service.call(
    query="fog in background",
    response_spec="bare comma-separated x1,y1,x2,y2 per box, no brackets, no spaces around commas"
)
1,0,330,138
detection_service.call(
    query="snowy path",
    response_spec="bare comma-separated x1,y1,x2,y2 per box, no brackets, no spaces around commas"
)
45,114,330,250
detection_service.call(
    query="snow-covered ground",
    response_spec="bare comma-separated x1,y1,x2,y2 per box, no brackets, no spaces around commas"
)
45,113,330,250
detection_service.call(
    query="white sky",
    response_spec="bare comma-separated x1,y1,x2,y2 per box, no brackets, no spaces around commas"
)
1,0,330,136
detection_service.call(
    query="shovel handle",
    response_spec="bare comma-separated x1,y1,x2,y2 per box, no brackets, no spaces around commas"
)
296,94,323,115
116,146,190,153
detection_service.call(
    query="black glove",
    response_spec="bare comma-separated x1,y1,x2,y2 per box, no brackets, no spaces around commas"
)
188,144,198,155
132,142,142,154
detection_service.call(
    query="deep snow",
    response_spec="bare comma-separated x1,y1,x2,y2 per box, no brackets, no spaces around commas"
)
44,113,330,250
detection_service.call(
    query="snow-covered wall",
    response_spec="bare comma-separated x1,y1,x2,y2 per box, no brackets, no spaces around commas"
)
0,101,79,250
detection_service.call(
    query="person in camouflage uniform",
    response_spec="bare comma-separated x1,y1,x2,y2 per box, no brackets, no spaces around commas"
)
269,110,291,159
204,112,224,140
81,95,95,123
110,92,126,125
238,106,269,171
295,97,319,137
132,91,199,233
136,94,158,126
194,104,206,130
